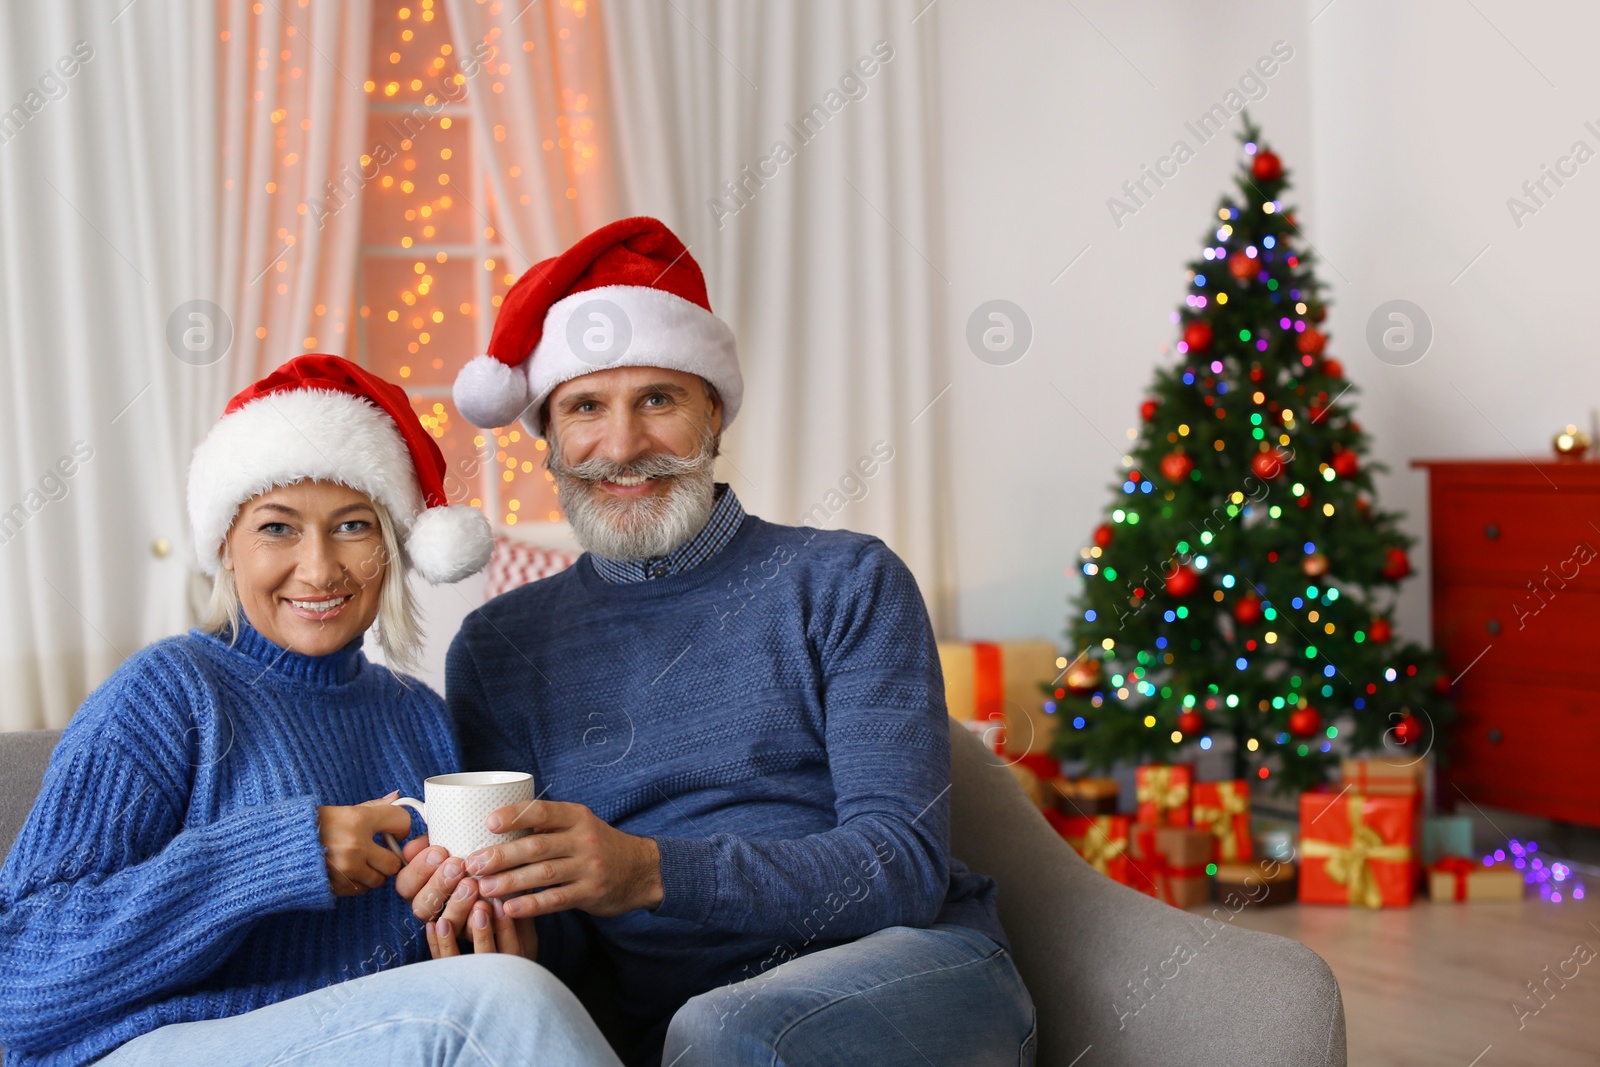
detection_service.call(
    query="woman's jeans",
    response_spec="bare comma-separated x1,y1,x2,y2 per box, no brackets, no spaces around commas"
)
96,953,623,1066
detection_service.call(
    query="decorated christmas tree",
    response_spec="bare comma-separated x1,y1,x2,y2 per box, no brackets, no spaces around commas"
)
1050,115,1453,795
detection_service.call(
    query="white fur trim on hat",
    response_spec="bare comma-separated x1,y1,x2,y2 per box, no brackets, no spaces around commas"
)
521,285,742,438
453,352,532,430
405,504,493,584
187,388,491,584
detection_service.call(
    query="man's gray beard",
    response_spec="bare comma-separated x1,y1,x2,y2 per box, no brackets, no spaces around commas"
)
547,425,720,561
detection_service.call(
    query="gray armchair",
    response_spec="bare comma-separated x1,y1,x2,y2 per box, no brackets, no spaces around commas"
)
0,723,1345,1065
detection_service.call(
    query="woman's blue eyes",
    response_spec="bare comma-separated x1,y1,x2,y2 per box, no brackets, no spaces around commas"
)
257,520,371,535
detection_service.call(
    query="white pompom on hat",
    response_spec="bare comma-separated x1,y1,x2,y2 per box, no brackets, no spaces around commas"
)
189,354,493,584
452,216,742,438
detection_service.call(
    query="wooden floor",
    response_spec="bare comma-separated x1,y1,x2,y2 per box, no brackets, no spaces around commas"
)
1223,893,1600,1066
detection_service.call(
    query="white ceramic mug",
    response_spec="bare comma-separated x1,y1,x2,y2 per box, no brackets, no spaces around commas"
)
383,770,534,861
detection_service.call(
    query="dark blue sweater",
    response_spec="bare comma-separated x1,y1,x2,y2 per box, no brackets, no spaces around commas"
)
0,622,460,1067
448,514,1007,1053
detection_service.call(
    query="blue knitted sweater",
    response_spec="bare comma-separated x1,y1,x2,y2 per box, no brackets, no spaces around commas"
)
0,621,460,1067
448,515,1007,1056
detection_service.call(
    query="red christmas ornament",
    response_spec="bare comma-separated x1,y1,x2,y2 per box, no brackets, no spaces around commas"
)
1160,451,1195,483
1065,657,1102,693
1393,713,1424,746
1228,251,1257,281
1330,449,1359,479
1250,449,1286,481
1382,546,1411,580
1251,150,1283,182
1368,617,1393,643
1234,592,1263,626
1248,364,1265,383
1164,564,1200,598
1093,523,1114,549
1356,496,1372,515
1322,358,1345,379
1140,399,1160,422
1177,711,1205,736
1433,672,1452,696
1288,706,1323,739
1183,321,1214,353
1297,329,1327,356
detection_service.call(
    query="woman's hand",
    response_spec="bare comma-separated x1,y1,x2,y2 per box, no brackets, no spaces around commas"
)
316,791,414,897
426,895,540,960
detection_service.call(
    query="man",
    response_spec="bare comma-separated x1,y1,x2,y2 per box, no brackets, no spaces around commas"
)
397,217,1036,1065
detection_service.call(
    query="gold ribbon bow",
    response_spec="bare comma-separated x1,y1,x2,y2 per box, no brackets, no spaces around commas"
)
1136,766,1190,816
1066,817,1128,875
1301,796,1412,909
1193,781,1249,861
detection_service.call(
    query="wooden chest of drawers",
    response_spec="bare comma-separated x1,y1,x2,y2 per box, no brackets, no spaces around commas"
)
1413,459,1600,827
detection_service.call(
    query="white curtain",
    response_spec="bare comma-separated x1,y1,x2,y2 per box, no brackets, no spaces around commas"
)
599,0,956,631
0,0,371,730
217,0,373,376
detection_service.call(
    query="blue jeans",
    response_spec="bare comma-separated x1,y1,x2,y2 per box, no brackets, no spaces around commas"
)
96,954,623,1066
661,924,1037,1066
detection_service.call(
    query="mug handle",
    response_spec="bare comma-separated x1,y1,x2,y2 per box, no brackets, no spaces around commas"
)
383,797,427,860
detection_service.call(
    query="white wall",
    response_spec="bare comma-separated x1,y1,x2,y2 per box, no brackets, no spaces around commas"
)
935,0,1316,644
935,0,1599,650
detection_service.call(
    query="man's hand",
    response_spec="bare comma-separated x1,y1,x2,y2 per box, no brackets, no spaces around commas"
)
316,791,413,897
462,798,663,919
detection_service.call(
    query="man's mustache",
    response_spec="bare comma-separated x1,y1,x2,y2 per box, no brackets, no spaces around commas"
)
548,429,719,486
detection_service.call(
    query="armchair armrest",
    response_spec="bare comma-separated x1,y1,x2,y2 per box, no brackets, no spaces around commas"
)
947,720,1346,1066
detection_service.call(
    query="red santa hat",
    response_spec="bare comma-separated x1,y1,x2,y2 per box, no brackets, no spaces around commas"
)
452,216,742,437
188,354,493,585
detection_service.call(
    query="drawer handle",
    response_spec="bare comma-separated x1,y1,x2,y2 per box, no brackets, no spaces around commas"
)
1487,729,1503,745
1486,619,1502,635
1485,524,1500,540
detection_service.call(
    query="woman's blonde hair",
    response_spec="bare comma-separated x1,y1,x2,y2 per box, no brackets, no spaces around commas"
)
200,489,424,674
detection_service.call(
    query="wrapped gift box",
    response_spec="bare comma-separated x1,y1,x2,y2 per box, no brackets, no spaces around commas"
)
1128,824,1211,908
938,640,1061,771
1298,792,1416,908
1422,815,1474,866
1428,858,1525,903
1192,780,1252,862
1051,776,1120,818
1339,754,1426,799
1048,812,1131,885
1135,763,1194,827
1213,859,1297,907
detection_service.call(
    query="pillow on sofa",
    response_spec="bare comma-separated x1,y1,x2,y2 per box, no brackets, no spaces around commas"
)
483,535,579,599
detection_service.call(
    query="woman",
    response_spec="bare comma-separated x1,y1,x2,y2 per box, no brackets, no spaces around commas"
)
0,356,622,1066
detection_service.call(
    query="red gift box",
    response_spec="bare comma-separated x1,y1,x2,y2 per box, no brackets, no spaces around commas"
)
1135,764,1193,827
1192,780,1253,862
1298,792,1415,908
1127,824,1211,907
1048,811,1131,885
